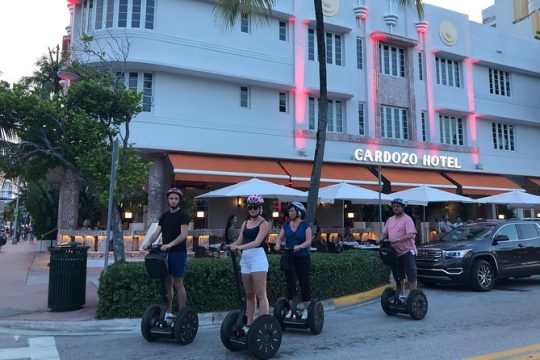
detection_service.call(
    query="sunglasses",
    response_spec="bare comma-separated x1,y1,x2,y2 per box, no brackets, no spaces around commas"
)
247,205,260,211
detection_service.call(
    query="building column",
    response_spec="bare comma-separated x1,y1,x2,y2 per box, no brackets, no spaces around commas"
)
146,154,172,228
56,168,80,238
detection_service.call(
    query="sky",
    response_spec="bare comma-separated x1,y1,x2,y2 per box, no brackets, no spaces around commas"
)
0,0,494,85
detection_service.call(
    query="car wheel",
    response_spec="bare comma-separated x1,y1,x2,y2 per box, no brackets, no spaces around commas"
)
471,260,494,292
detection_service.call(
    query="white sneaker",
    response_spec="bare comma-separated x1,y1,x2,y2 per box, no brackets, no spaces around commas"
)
285,310,292,319
301,309,309,320
164,312,175,326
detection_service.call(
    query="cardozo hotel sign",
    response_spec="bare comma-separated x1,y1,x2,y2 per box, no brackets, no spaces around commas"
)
353,148,462,169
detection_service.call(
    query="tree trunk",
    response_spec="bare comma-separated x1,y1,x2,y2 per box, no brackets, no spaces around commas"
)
112,201,125,263
305,0,328,226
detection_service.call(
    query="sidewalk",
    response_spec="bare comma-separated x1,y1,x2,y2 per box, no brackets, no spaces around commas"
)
0,240,99,321
0,239,387,334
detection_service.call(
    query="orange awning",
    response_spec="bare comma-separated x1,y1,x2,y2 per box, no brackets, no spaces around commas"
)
444,172,521,196
169,153,290,185
381,168,456,192
529,177,540,187
279,160,379,189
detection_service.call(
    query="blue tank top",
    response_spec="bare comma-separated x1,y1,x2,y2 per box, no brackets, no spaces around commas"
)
283,221,310,257
242,220,267,248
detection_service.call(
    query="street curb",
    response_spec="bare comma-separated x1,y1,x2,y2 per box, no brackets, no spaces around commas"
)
0,286,388,335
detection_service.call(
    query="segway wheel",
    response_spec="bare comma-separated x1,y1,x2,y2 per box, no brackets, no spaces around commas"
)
174,306,199,345
248,314,282,360
220,310,245,352
380,287,399,316
308,300,324,335
272,297,289,330
141,304,161,341
406,290,428,320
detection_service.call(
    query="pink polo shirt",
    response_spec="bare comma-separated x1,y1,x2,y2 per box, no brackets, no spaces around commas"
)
383,213,417,256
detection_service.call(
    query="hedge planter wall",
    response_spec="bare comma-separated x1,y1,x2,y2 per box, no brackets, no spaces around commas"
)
97,250,389,319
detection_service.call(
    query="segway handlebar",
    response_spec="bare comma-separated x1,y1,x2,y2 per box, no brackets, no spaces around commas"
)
147,243,163,254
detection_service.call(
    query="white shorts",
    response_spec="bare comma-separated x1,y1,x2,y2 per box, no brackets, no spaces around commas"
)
240,247,269,274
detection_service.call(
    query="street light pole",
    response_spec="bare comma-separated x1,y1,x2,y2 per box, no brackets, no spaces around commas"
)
12,185,20,244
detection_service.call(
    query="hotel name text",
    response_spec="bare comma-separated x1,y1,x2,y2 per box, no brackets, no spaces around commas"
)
353,149,462,169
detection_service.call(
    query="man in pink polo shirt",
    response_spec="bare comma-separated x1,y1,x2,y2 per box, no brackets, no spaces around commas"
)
378,198,418,297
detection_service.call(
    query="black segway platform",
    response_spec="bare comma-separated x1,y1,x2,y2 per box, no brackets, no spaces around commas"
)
140,245,199,344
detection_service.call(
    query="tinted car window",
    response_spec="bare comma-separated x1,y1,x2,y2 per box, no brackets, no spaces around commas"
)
440,224,494,242
517,224,540,239
495,224,519,241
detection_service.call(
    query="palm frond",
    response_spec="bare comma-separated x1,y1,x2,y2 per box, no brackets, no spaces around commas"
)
214,0,276,30
394,0,424,19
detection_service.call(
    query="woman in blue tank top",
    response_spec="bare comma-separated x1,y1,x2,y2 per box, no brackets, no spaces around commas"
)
275,201,312,320
229,194,270,334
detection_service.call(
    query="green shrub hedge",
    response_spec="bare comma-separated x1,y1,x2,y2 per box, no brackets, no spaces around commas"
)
97,250,389,319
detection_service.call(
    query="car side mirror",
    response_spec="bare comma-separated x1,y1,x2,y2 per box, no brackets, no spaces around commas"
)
493,234,509,244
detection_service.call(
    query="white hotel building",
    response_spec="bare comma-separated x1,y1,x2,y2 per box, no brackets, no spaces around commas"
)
65,0,540,229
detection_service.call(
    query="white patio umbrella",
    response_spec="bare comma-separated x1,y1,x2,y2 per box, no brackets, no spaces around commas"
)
195,178,307,202
476,189,540,208
390,185,476,207
318,182,393,204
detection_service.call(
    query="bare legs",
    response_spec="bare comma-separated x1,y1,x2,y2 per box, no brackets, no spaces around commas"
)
241,272,269,325
165,276,186,313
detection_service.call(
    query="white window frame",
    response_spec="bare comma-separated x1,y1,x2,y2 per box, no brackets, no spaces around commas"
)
131,0,141,28
118,0,128,27
145,0,155,29
95,0,104,29
308,97,344,133
121,72,153,112
379,43,405,77
439,115,464,145
358,102,366,135
435,56,461,87
279,92,289,113
240,86,250,108
489,68,511,96
308,29,343,66
420,111,428,142
279,20,288,41
241,13,250,33
142,72,153,112
418,52,424,81
356,38,363,70
380,105,408,139
492,122,515,151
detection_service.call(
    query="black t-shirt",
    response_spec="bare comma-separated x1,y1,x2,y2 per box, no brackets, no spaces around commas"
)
158,209,190,253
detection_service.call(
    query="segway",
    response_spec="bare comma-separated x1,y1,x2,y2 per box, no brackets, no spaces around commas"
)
220,245,282,360
141,244,199,344
273,247,324,334
378,241,428,320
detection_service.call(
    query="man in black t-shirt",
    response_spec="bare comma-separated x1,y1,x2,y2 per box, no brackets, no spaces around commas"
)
145,187,190,324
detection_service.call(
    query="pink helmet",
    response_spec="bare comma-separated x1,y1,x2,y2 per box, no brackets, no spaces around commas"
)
166,187,183,197
246,194,264,205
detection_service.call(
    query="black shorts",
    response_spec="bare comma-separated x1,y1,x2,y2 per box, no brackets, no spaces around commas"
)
391,251,417,283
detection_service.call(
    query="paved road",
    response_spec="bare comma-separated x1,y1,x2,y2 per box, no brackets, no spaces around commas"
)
1,276,540,360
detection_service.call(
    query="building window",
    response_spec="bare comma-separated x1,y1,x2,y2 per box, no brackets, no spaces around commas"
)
308,29,315,61
379,43,405,77
421,112,428,142
489,68,511,96
118,0,128,27
492,123,515,150
279,20,287,41
95,0,104,29
121,72,153,112
308,97,344,133
356,38,363,70
435,56,461,87
240,86,250,108
145,0,155,29
81,0,89,33
142,73,153,112
279,92,288,113
381,105,408,139
308,30,343,66
131,0,141,28
418,52,424,81
439,115,464,145
241,13,250,33
105,0,114,28
358,102,365,135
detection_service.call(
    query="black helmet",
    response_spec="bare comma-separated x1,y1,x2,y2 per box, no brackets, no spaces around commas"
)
166,187,183,197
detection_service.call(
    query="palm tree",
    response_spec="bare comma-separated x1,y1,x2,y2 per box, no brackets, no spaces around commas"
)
216,0,423,225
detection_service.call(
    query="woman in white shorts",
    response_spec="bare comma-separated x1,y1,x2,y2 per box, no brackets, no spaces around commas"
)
229,194,270,333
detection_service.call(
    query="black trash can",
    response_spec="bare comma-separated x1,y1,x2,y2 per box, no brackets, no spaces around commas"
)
48,242,90,311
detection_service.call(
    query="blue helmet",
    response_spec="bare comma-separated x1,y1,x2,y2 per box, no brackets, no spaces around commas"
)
391,198,407,207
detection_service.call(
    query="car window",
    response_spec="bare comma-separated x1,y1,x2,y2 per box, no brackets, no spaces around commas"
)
440,224,494,242
516,224,540,240
495,224,519,241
